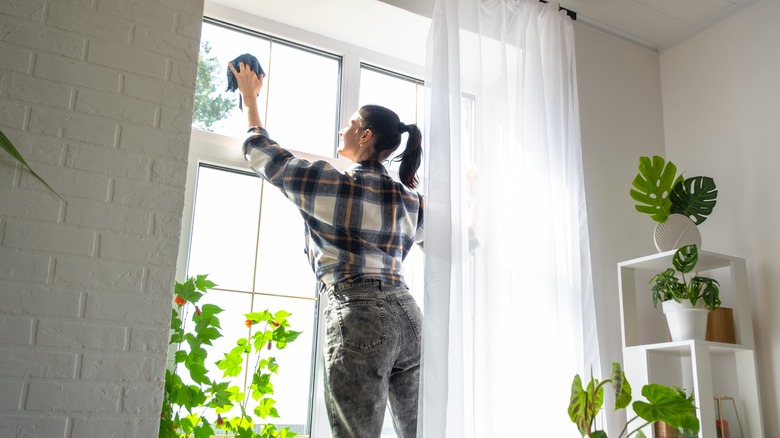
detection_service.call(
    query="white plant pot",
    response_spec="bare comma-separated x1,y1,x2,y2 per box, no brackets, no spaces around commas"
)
662,300,709,341
654,213,702,252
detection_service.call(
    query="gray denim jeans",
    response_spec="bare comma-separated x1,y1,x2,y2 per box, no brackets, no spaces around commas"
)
323,280,422,438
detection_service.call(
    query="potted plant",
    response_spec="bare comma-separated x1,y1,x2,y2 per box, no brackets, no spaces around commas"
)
568,362,699,438
630,155,717,252
649,244,720,341
653,386,697,438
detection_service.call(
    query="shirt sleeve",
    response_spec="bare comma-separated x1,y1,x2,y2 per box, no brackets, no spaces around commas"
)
414,194,425,244
242,128,344,219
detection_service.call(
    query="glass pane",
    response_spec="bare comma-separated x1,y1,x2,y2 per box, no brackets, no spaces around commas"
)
194,21,271,136
188,166,262,291
265,43,341,157
250,294,317,434
195,289,253,417
255,182,317,298
359,67,420,124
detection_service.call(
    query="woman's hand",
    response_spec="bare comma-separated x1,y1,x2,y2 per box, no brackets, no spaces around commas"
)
228,62,264,129
228,62,264,99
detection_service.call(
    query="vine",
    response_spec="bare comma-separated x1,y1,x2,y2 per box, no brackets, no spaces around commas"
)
159,274,302,438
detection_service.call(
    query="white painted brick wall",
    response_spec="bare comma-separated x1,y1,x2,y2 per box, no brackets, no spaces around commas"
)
0,0,204,435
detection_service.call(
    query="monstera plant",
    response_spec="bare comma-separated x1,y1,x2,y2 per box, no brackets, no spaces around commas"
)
630,156,717,225
1,128,63,200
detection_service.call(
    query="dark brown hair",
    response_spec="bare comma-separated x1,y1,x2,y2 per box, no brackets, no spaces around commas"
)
358,104,423,189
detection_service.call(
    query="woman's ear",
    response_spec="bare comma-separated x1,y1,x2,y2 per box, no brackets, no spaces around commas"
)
360,128,373,145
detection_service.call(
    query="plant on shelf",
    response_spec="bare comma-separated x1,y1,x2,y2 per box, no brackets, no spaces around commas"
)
649,244,721,311
568,362,700,438
159,274,302,438
654,386,698,438
630,155,717,225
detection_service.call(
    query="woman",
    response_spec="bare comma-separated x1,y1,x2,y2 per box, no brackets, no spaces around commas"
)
228,62,424,438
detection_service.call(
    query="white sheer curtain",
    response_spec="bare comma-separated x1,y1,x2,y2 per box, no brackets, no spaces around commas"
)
420,0,602,436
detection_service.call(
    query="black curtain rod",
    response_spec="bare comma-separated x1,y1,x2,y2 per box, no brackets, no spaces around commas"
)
539,0,577,20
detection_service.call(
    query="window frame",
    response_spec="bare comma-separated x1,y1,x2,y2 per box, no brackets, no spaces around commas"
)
176,7,430,435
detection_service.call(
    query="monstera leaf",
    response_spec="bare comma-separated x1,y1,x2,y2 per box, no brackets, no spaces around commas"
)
630,156,683,223
670,176,717,225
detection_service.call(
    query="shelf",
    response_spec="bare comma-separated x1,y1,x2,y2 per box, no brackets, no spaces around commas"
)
625,339,754,356
618,251,764,438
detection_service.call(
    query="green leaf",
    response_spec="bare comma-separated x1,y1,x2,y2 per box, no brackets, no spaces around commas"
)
280,428,298,438
632,384,699,433
196,327,221,345
194,273,217,291
0,129,65,201
592,431,608,438
274,309,292,321
252,372,274,397
670,176,717,225
175,278,203,304
254,397,280,419
246,310,274,323
568,374,596,435
630,156,683,223
199,304,224,319
216,348,245,378
672,244,698,274
193,422,215,438
274,327,302,346
610,363,632,410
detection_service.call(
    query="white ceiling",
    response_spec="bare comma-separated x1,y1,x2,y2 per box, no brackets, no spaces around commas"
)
207,0,755,53
563,0,753,50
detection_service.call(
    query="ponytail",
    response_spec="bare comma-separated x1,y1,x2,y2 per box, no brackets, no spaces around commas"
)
358,104,424,190
396,124,422,189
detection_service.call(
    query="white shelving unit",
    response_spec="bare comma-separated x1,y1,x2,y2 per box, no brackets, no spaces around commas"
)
617,250,764,437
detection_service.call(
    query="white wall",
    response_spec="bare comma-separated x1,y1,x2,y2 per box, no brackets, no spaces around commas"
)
574,22,666,433
660,0,780,435
0,0,204,436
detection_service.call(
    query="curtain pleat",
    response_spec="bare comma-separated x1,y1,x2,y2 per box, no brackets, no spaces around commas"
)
421,1,602,436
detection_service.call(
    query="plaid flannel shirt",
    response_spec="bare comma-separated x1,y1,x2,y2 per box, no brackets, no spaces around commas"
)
243,127,424,287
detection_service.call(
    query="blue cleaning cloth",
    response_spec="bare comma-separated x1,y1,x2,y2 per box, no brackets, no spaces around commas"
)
226,54,265,111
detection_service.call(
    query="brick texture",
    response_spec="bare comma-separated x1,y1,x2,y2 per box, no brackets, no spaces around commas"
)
0,0,204,435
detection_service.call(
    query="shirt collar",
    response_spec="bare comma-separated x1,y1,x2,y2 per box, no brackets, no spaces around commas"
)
347,160,390,177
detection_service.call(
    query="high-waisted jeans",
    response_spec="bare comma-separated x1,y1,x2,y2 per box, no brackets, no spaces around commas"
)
323,280,422,438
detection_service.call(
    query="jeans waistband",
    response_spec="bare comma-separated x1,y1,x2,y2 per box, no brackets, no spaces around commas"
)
325,279,410,298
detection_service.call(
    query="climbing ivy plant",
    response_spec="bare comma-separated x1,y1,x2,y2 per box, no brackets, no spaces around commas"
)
159,274,302,438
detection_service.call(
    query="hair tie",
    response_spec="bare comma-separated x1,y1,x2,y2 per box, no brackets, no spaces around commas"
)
398,122,407,133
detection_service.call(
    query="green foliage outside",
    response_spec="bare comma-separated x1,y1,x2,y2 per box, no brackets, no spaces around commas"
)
193,42,233,131
160,274,303,438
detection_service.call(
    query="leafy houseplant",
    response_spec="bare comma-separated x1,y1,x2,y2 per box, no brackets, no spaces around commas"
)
160,274,302,438
630,155,717,225
568,362,700,438
649,244,721,311
654,387,698,438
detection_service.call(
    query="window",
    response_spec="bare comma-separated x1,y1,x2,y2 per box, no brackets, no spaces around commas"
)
194,20,341,157
180,16,428,438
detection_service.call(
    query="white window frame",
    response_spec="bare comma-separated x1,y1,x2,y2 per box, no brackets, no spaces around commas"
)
175,6,430,436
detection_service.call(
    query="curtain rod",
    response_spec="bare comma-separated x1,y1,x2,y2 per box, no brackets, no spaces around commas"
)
540,0,577,20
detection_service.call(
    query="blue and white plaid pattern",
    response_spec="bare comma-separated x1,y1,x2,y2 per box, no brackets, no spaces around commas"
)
244,128,424,287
